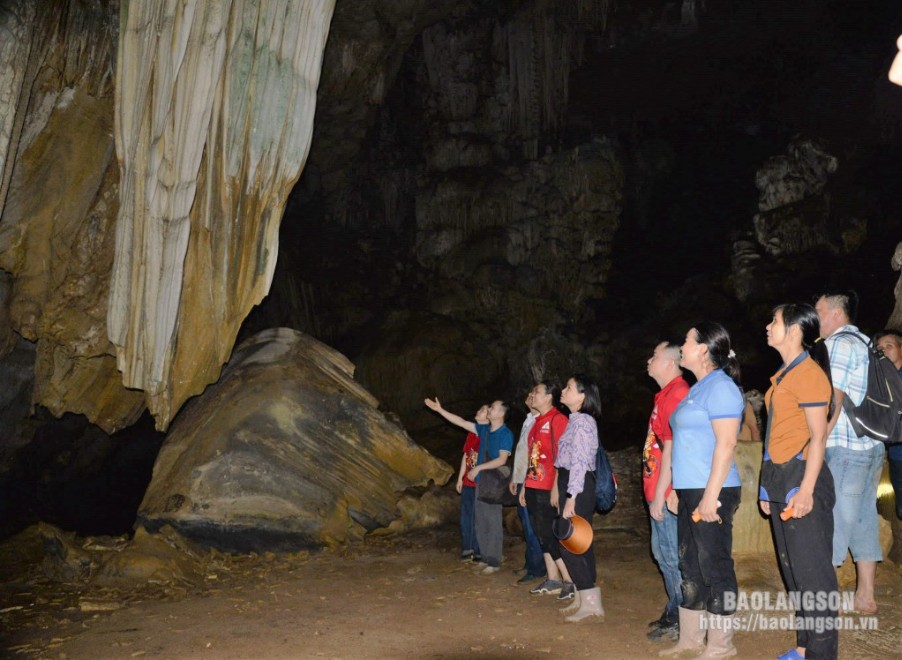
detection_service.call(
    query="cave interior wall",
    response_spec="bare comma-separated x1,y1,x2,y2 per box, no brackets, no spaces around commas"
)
247,0,902,455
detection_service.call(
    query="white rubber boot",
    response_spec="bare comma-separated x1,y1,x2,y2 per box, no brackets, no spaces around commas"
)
564,587,604,622
560,589,581,615
696,614,736,658
659,607,706,656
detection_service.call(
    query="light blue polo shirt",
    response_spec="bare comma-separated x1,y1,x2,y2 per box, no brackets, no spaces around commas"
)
671,369,743,489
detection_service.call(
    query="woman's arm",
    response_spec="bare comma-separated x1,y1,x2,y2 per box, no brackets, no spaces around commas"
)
565,417,598,496
562,417,598,518
788,405,829,518
424,397,477,433
697,417,739,522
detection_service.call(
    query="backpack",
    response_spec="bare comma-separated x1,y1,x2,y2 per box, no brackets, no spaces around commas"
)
595,442,618,513
833,331,902,445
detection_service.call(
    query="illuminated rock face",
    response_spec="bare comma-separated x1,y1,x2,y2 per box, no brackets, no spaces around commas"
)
731,138,867,306
138,328,452,551
0,0,145,432
109,0,336,430
0,0,336,432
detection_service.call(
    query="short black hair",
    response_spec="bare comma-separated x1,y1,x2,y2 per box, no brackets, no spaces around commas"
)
815,288,859,324
535,380,561,404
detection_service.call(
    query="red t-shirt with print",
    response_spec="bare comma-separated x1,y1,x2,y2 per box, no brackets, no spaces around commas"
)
462,432,480,488
525,409,568,491
642,376,689,502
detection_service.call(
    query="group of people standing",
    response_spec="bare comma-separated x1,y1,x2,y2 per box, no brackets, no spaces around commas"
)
426,375,606,622
426,289,888,660
642,290,885,660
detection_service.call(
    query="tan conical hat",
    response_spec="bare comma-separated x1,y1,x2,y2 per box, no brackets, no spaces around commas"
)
553,514,593,554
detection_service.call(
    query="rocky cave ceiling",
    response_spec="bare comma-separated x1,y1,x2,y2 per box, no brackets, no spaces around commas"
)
2,0,902,449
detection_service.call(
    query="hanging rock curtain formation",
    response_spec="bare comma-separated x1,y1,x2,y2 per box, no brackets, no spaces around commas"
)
0,2,35,215
110,0,335,429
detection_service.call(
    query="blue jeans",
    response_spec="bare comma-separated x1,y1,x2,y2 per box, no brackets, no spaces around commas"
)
649,504,682,619
460,485,480,555
826,443,885,564
517,484,546,577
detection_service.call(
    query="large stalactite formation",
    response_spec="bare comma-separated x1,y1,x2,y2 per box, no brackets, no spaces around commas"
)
0,0,336,431
109,0,336,429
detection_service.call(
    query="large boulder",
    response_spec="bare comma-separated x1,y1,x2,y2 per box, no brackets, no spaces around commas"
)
732,440,772,556
138,328,452,552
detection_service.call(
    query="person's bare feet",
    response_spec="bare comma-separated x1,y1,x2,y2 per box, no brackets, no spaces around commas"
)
853,593,878,614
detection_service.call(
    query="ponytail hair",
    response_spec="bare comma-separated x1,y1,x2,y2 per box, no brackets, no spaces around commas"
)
694,321,742,387
774,303,835,419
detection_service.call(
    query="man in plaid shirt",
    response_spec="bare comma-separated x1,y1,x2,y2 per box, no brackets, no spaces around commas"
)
815,289,884,615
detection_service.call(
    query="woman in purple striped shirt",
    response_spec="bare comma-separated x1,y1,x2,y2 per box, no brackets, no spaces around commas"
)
555,374,603,622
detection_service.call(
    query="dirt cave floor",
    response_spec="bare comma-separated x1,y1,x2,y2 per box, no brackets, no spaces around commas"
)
2,517,902,659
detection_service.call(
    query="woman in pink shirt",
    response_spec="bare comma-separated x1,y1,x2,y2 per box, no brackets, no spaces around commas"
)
555,374,603,622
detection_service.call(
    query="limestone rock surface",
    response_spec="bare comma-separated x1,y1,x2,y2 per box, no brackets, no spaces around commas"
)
275,2,626,434
887,241,902,331
755,138,838,213
732,440,771,556
0,0,145,432
731,138,867,306
354,140,622,435
0,1,337,433
109,0,337,430
138,328,452,552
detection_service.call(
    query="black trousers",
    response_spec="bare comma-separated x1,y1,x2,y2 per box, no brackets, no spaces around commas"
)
556,468,597,590
889,457,902,519
769,466,838,660
526,486,560,560
676,486,740,615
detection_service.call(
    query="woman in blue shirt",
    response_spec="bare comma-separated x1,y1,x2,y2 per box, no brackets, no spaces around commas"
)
662,322,743,659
